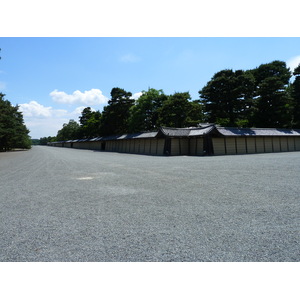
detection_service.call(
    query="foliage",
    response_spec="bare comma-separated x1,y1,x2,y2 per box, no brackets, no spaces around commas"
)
39,136,57,145
184,100,204,127
31,139,40,145
128,88,168,132
157,92,198,127
250,60,292,128
0,93,31,151
199,61,297,128
199,69,255,127
53,60,300,141
78,107,101,138
291,64,300,127
79,107,94,127
56,88,204,140
56,119,81,141
99,87,134,136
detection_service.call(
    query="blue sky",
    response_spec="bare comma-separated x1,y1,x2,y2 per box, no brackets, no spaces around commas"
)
1,37,300,138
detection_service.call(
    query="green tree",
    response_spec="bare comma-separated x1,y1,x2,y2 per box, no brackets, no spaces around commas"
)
56,119,80,141
0,93,31,151
199,69,255,127
39,137,48,145
185,100,204,127
79,107,94,127
157,92,195,128
12,106,32,149
39,136,56,145
128,88,168,132
291,64,300,127
251,60,292,128
78,107,102,138
100,87,134,136
83,110,101,138
31,139,40,145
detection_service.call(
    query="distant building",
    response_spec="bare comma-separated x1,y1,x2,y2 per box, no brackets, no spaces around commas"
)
48,124,300,156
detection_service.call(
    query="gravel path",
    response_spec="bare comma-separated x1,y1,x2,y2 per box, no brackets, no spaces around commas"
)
0,146,299,261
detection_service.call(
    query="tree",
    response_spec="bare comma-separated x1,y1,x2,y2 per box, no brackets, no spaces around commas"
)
291,64,300,127
184,100,204,127
31,139,40,145
11,105,32,149
39,136,56,145
0,93,31,151
251,60,291,85
56,119,80,141
100,87,134,136
199,69,255,127
79,107,94,127
251,60,292,128
128,88,168,132
83,110,102,138
78,107,102,138
157,92,195,128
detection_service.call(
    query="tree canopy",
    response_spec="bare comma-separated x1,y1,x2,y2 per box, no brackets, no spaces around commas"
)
0,93,31,151
56,119,81,141
200,69,255,127
128,88,168,132
100,87,134,136
157,92,202,128
199,60,298,128
251,60,292,128
291,64,300,128
79,107,102,138
53,60,300,142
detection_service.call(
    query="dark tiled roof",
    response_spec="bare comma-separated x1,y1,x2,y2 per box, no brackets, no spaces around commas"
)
116,132,157,140
89,137,99,142
51,126,300,144
188,125,215,136
158,125,215,137
100,131,158,141
217,127,300,137
132,132,158,139
158,127,192,137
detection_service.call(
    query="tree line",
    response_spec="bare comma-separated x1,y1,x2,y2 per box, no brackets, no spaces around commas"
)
39,60,300,143
40,88,204,143
0,93,31,151
201,60,300,128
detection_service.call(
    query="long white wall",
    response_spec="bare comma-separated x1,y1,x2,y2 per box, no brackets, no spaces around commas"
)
212,136,300,155
50,135,300,156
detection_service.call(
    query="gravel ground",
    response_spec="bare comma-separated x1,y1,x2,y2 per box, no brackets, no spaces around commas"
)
0,146,299,261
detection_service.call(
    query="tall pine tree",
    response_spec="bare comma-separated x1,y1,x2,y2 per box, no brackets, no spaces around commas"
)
251,60,292,128
291,64,300,128
0,93,31,151
100,88,134,136
199,69,255,126
128,88,168,132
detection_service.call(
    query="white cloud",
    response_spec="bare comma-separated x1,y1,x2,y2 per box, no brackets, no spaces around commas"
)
19,101,67,118
50,89,109,106
120,53,141,63
132,92,143,100
287,55,300,72
17,89,141,138
70,106,96,116
18,101,94,138
24,118,69,139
